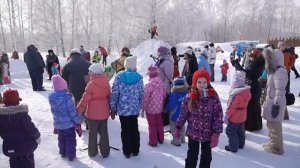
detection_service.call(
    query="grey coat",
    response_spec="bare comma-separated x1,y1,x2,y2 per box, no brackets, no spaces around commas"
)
262,49,288,121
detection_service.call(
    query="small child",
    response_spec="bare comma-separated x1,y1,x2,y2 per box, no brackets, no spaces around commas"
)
92,51,101,63
0,52,11,84
77,63,112,158
0,89,41,168
165,77,189,146
220,59,229,82
48,75,82,161
224,71,251,153
141,65,166,147
51,62,60,75
175,69,223,168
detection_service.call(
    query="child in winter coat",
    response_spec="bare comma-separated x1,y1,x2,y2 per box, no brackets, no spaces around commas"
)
141,66,166,147
175,69,223,168
0,52,11,84
224,71,251,153
77,63,112,158
51,62,60,75
48,75,82,161
220,59,229,82
165,77,189,146
0,89,41,168
197,50,211,75
110,56,144,158
92,51,101,63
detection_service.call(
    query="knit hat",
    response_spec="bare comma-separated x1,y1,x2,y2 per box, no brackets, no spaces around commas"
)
157,46,170,57
232,71,246,88
124,56,137,70
147,65,158,78
3,89,22,106
52,75,68,91
173,77,188,90
185,48,193,56
121,47,130,54
70,48,81,55
192,69,210,88
89,63,104,74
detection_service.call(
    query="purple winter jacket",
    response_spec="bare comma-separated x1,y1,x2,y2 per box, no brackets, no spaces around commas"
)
0,104,40,157
176,94,223,142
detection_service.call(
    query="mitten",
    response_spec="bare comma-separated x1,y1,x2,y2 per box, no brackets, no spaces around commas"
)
223,115,229,124
75,124,82,137
36,137,41,145
271,104,280,119
53,128,59,134
173,128,181,139
210,133,219,148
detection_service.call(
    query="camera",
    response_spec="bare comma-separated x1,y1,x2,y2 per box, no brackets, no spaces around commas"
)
178,54,185,58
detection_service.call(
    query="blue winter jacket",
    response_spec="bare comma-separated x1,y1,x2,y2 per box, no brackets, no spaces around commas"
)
49,91,81,130
197,55,211,75
110,69,144,116
165,91,188,122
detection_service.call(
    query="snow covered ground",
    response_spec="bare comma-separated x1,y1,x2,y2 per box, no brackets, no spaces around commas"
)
0,40,300,168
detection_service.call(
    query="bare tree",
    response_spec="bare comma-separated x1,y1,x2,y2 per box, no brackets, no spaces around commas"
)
58,0,66,57
0,5,7,51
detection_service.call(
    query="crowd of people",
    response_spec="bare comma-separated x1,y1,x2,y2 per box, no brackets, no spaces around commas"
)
0,40,299,168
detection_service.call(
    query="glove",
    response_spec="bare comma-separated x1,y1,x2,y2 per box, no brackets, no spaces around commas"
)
53,128,59,134
140,111,145,118
173,128,181,139
223,115,229,124
271,104,280,119
111,111,116,120
36,137,41,145
75,124,82,137
210,133,219,148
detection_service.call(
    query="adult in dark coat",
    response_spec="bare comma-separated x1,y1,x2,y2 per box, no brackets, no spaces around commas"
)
62,48,91,103
24,44,46,91
234,51,265,131
46,49,60,80
0,89,40,168
182,49,198,87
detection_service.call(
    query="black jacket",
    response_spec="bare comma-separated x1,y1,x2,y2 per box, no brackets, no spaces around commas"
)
62,54,91,102
24,49,45,72
0,104,40,157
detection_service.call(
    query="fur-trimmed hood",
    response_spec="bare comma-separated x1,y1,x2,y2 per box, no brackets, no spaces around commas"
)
230,85,251,97
263,49,284,74
0,104,29,115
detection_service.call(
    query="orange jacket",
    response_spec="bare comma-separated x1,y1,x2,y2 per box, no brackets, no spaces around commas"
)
283,51,295,73
77,74,111,120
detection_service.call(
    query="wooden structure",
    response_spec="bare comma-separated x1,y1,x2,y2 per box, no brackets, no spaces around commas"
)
267,37,300,48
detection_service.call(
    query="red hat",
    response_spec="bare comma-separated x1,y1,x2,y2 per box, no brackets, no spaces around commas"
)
192,69,210,88
3,89,22,106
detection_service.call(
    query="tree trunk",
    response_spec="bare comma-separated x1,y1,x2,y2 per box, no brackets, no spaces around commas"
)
29,0,33,44
11,0,18,50
7,0,16,50
71,0,75,49
17,0,25,50
0,5,7,51
107,0,114,54
58,0,65,57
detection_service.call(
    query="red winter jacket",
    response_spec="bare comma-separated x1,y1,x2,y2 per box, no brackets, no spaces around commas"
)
100,47,108,56
226,86,251,123
220,62,229,75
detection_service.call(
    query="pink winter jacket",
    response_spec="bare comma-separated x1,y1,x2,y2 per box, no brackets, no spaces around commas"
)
77,75,111,120
226,86,251,123
142,77,166,114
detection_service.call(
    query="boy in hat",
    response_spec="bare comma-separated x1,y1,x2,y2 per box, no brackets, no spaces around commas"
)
165,77,189,146
0,89,41,168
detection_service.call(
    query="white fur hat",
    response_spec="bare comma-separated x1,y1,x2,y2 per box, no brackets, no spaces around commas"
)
124,56,137,70
89,63,104,74
232,71,246,88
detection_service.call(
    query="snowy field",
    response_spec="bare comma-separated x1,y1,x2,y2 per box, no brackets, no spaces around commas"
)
0,40,300,168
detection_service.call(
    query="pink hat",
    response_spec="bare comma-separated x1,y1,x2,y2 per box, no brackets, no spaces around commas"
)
52,75,67,91
148,65,158,78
